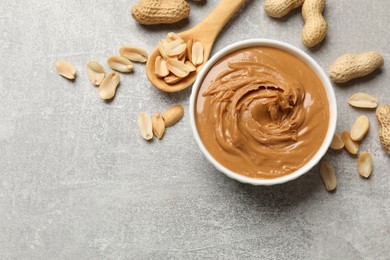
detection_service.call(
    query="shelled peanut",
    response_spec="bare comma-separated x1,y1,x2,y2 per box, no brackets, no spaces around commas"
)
87,61,105,86
320,160,337,191
120,46,148,63
340,131,359,155
322,111,380,189
55,60,77,80
155,32,204,85
138,104,184,141
86,60,122,101
107,56,134,73
357,152,372,178
99,72,120,100
348,93,378,109
334,115,370,155
330,133,344,150
91,46,147,100
350,115,370,142
330,114,373,180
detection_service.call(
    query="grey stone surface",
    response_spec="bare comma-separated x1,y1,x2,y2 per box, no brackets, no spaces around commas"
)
0,0,389,259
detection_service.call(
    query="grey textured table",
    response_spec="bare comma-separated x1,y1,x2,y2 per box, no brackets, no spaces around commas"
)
1,0,389,259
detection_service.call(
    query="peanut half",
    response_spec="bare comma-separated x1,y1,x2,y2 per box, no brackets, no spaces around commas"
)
138,112,153,140
164,74,181,84
162,105,184,127
86,61,105,86
158,40,169,59
119,46,148,63
341,131,359,155
152,112,165,139
329,52,384,84
264,0,304,18
165,39,186,57
330,133,344,150
348,93,378,109
167,32,181,41
192,41,204,66
107,56,134,73
320,160,336,191
98,72,120,100
301,0,327,48
55,60,76,80
178,50,186,62
350,115,370,142
376,105,390,155
185,61,196,72
357,152,372,178
131,0,190,25
155,56,169,78
166,58,191,78
186,38,193,63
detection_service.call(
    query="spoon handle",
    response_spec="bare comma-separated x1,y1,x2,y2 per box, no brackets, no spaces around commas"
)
192,0,246,41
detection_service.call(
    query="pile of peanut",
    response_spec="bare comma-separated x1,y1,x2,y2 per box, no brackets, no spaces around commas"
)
321,115,372,192
55,46,149,101
155,32,204,84
138,105,184,140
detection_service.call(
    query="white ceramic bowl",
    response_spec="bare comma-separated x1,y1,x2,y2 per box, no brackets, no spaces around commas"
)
189,39,337,186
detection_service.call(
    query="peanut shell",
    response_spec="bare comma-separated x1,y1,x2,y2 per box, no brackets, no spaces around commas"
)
264,0,304,18
376,105,390,155
131,0,190,25
329,52,384,83
301,0,327,48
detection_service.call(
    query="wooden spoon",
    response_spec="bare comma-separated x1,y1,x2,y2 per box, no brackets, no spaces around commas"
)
146,0,246,93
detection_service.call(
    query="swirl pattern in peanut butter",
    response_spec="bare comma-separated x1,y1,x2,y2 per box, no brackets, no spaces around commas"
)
195,47,329,179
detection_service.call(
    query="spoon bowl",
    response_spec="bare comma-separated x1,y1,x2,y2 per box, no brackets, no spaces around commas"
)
146,0,245,92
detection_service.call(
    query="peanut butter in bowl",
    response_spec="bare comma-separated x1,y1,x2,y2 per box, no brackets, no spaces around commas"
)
189,39,337,185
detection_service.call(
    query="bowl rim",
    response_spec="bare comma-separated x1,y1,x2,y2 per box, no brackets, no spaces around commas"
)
189,38,337,186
